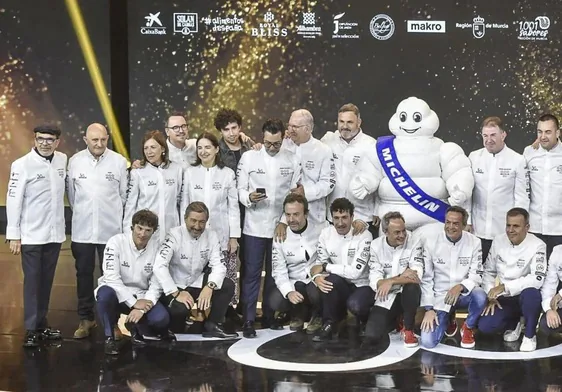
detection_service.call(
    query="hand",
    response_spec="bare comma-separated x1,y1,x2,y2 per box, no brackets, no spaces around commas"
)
249,191,267,202
290,183,305,196
126,309,145,324
127,379,147,392
401,268,421,283
351,220,368,235
376,279,394,301
546,385,562,392
274,222,288,243
239,132,252,144
287,291,304,305
314,275,333,293
131,159,142,169
531,137,540,150
444,284,464,306
550,293,562,310
481,298,503,316
174,290,195,309
372,216,381,227
197,286,213,310
465,224,473,233
487,284,505,300
9,240,21,255
546,309,562,329
133,299,153,312
421,309,439,332
228,238,238,254
252,143,263,151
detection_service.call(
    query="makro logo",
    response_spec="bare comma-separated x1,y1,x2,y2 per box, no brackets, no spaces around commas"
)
517,16,550,41
407,20,446,33
251,11,288,37
141,12,166,35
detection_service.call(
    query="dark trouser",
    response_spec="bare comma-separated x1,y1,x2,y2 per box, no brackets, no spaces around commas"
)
478,288,542,338
242,235,274,323
365,283,421,341
22,243,62,331
540,308,562,335
480,238,493,264
268,281,321,319
161,278,235,333
531,233,562,260
95,286,169,338
321,274,375,324
71,242,106,321
237,205,246,310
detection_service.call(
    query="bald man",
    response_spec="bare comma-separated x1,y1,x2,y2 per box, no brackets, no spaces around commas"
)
67,123,128,338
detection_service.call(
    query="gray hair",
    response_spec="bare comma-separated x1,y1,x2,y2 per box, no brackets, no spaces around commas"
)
381,211,405,233
293,109,314,132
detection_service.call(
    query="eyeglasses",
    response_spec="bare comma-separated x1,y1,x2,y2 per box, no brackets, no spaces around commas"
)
35,137,57,145
264,141,283,148
166,124,188,133
287,124,307,131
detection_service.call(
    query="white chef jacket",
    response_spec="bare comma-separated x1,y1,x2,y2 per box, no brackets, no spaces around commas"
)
167,138,197,169
94,233,162,306
315,226,372,287
123,162,183,243
67,148,128,244
181,164,240,249
282,137,335,230
153,226,225,295
6,149,67,245
237,148,301,238
321,130,377,222
469,145,529,240
419,223,483,312
483,232,546,296
540,245,562,312
271,221,318,297
368,231,423,309
524,142,562,235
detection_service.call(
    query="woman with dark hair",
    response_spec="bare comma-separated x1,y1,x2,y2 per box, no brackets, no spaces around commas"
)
181,132,241,307
123,130,183,243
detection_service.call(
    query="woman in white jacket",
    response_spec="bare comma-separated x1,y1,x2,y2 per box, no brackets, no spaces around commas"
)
123,131,183,243
180,132,241,308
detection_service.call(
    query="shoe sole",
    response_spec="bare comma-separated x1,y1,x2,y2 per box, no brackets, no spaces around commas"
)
503,332,521,342
461,341,476,349
306,328,320,335
202,333,238,339
404,342,419,348
290,326,304,331
444,327,458,337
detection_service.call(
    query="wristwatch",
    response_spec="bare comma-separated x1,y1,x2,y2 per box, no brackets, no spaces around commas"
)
207,281,217,290
321,262,328,272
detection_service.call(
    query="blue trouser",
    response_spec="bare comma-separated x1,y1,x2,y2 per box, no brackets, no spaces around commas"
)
242,235,274,323
539,308,562,335
478,287,542,338
421,287,487,348
95,286,169,338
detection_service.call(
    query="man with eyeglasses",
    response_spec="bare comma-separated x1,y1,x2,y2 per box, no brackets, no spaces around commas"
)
276,109,335,242
237,118,302,337
165,113,197,169
67,123,128,339
6,125,67,348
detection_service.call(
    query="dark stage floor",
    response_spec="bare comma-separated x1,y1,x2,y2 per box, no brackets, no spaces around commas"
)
2,316,562,392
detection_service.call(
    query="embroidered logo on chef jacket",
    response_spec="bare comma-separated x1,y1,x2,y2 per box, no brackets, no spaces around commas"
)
499,167,512,177
79,173,87,179
180,254,188,260
459,256,470,266
305,160,315,170
352,155,361,165
105,172,116,181
516,258,526,268
556,165,562,174
256,168,266,174
475,168,484,174
399,257,409,267
383,262,392,269
165,179,176,186
212,182,222,191
121,260,130,268
194,184,203,190
329,252,338,258
530,166,539,172
148,180,157,186
436,258,445,265
280,167,292,177
57,168,65,178
348,249,356,258
36,174,46,180
286,251,296,257
144,263,153,273
200,249,210,259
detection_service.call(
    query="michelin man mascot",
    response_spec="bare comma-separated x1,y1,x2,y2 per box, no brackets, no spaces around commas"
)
350,97,474,230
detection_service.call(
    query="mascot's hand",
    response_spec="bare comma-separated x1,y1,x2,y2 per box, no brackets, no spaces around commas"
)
349,177,368,200
447,184,467,206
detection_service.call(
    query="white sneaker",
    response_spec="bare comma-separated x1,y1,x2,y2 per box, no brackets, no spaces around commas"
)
503,322,522,342
520,335,537,352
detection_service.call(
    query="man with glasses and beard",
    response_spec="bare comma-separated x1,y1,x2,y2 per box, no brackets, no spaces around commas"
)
6,125,67,348
237,118,302,338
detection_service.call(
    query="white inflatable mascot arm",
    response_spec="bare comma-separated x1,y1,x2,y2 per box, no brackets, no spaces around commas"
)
440,143,474,207
349,152,384,200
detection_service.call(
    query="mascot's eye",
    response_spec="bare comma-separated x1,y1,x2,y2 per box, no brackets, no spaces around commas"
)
413,112,422,123
399,112,407,122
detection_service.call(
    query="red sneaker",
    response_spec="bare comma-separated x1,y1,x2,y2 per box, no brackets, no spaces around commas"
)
402,329,419,348
460,323,475,349
395,316,404,333
445,320,458,337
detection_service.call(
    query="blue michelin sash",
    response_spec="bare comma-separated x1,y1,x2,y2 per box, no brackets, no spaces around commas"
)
376,135,448,223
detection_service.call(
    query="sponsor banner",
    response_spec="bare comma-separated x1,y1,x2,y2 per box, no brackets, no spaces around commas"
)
407,20,446,33
173,13,199,35
517,16,550,41
456,16,508,39
200,15,244,32
370,14,395,40
141,12,166,35
251,11,288,37
332,12,359,39
297,12,321,39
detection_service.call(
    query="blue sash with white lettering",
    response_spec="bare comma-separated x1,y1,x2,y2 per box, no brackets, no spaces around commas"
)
376,135,448,223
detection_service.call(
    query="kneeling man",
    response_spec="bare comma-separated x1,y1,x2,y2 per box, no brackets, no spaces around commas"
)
269,194,322,334
539,245,562,335
478,208,546,352
95,209,170,355
364,211,423,348
420,206,486,349
154,202,237,338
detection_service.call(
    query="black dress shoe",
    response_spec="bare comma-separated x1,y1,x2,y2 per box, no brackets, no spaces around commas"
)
104,337,119,355
202,321,238,339
37,327,62,340
270,312,289,330
312,322,335,342
226,306,244,326
23,331,40,348
124,322,147,346
243,321,257,338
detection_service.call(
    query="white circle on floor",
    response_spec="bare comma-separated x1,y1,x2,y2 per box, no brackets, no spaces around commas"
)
227,329,419,372
174,332,242,342
422,342,562,360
